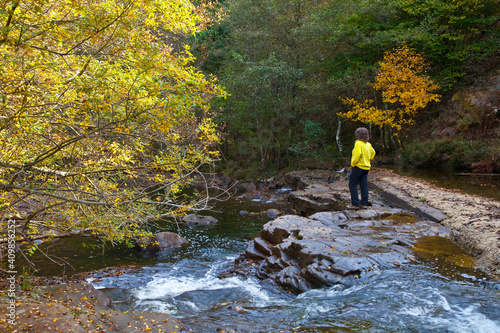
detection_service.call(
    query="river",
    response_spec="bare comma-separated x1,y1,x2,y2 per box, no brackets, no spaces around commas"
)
388,165,500,201
86,192,500,333
25,169,500,332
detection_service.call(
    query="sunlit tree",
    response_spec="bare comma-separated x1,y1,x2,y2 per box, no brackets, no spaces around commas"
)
0,0,224,270
341,45,441,138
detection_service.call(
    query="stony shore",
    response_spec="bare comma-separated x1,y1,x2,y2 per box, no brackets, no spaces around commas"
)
220,168,499,294
0,280,189,333
282,167,499,279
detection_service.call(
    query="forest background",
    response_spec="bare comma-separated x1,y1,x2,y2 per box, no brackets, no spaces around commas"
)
191,0,500,177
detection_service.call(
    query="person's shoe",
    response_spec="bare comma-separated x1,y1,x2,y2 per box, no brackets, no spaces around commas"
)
359,205,368,210
347,205,360,210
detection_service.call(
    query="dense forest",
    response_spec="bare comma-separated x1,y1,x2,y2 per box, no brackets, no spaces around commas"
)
189,0,500,175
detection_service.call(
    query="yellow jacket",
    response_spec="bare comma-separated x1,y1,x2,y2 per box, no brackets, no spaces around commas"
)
351,140,376,170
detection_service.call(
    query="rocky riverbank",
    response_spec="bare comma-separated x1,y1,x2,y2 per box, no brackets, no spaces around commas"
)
2,167,499,332
0,270,190,333
369,168,500,278
221,168,500,292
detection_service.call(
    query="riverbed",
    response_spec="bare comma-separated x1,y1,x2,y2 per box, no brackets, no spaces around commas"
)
15,168,500,332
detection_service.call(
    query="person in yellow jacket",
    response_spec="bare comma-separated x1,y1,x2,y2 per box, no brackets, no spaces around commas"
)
349,127,376,209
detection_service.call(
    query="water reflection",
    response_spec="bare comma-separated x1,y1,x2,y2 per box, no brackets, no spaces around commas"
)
413,236,477,269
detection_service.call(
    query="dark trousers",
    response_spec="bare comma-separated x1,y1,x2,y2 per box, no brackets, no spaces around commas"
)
349,166,369,206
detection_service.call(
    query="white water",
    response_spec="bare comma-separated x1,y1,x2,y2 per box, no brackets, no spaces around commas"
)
89,196,500,332
90,251,500,333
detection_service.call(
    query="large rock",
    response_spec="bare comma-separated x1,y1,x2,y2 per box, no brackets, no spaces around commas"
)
266,208,281,219
288,185,345,216
283,170,339,188
136,232,188,252
238,182,257,193
224,211,451,293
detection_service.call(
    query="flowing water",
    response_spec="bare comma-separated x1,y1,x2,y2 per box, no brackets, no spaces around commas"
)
86,197,500,333
22,169,500,332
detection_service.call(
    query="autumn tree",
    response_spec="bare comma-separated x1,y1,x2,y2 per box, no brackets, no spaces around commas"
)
0,0,224,271
341,45,441,146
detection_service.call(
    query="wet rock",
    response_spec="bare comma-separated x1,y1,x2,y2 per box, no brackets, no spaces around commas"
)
288,190,344,216
283,170,334,189
182,214,219,226
277,266,312,292
225,209,451,293
282,172,308,190
238,182,257,193
137,232,188,252
266,208,281,219
309,211,347,227
245,241,268,260
253,237,273,256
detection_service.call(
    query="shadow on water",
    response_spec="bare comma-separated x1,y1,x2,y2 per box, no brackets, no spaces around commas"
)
18,196,280,276
14,236,158,276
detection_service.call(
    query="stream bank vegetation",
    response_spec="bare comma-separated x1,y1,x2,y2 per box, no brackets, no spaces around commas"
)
0,0,226,273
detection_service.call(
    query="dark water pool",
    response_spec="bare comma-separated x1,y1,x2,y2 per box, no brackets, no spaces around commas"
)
388,165,500,201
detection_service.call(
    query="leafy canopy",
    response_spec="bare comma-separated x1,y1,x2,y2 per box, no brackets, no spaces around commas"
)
0,0,224,267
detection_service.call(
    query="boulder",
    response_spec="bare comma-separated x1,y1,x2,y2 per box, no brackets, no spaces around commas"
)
181,214,219,226
238,182,257,193
136,232,187,252
288,189,344,216
223,209,452,293
266,208,281,219
283,170,332,188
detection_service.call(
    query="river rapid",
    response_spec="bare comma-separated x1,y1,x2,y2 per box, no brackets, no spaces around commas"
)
86,194,500,333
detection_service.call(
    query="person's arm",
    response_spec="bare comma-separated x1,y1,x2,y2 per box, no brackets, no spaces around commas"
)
351,141,361,167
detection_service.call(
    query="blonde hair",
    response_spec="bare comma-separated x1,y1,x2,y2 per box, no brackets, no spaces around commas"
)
355,127,369,142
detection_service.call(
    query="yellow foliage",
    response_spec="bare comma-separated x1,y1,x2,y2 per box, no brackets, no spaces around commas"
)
341,45,441,135
0,0,224,258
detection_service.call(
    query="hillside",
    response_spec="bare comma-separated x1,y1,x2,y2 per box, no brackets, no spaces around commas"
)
402,53,500,173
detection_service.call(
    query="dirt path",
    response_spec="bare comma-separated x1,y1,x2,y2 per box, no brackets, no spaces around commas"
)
370,168,500,279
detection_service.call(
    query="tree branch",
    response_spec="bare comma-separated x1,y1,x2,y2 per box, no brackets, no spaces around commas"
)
0,1,19,45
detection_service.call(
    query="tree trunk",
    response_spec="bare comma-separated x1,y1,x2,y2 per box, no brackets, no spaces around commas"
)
336,114,343,154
